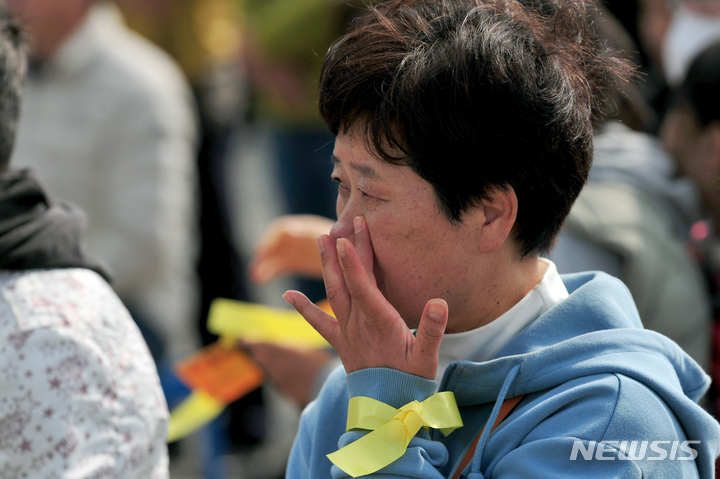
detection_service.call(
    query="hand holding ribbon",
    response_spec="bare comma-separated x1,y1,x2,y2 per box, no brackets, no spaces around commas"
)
328,392,463,477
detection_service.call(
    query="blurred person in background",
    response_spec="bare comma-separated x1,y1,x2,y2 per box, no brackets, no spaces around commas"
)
597,0,720,134
659,0,720,87
240,0,373,303
115,0,250,349
115,1,274,464
550,2,711,371
661,40,720,418
240,0,344,218
599,0,671,133
631,0,720,130
7,0,200,365
0,5,169,476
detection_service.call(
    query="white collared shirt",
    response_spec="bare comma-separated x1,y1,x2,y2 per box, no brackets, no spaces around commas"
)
436,258,569,382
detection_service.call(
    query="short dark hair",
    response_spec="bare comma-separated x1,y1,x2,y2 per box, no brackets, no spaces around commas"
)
0,4,25,169
319,0,631,256
680,41,720,129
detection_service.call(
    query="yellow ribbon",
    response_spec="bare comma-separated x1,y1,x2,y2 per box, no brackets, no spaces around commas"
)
167,390,226,443
328,392,463,477
207,298,330,348
167,297,335,443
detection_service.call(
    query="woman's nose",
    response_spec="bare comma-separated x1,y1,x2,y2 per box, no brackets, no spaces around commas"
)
329,208,356,245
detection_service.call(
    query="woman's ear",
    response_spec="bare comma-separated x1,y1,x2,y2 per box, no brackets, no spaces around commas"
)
463,187,518,254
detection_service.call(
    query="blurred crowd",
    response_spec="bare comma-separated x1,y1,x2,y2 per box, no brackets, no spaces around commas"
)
1,0,720,478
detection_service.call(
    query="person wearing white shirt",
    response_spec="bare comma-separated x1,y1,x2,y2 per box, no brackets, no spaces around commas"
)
8,0,199,360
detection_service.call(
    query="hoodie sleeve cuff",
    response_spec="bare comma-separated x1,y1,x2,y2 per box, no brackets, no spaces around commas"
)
346,368,438,409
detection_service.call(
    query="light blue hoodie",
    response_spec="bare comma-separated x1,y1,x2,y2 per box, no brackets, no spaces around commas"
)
287,272,720,478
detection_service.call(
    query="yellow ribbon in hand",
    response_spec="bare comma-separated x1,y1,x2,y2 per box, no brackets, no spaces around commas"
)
328,392,463,477
207,298,330,348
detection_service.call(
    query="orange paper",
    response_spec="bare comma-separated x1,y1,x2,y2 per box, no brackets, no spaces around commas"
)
175,342,264,404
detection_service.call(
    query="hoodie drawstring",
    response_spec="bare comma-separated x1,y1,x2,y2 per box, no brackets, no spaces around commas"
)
467,363,521,478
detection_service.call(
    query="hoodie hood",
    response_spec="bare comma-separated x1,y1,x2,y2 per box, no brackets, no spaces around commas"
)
0,168,112,281
443,272,707,404
440,271,718,478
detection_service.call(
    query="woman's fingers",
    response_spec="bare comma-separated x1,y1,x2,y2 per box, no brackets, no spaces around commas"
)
283,290,341,348
413,299,448,378
318,234,351,322
352,216,376,284
336,238,393,325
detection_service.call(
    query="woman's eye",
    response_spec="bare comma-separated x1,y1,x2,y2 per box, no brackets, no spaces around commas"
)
332,177,349,194
332,177,377,201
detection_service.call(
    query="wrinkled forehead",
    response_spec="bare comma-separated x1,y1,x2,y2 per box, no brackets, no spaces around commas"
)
332,128,392,177
336,121,410,170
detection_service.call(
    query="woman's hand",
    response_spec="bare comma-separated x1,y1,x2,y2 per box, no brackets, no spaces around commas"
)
283,216,448,380
250,215,334,284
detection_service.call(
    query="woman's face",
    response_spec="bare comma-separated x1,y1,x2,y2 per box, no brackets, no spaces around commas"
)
328,129,484,328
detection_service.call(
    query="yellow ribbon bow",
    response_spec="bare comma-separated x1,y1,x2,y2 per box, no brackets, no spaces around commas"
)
328,392,463,477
